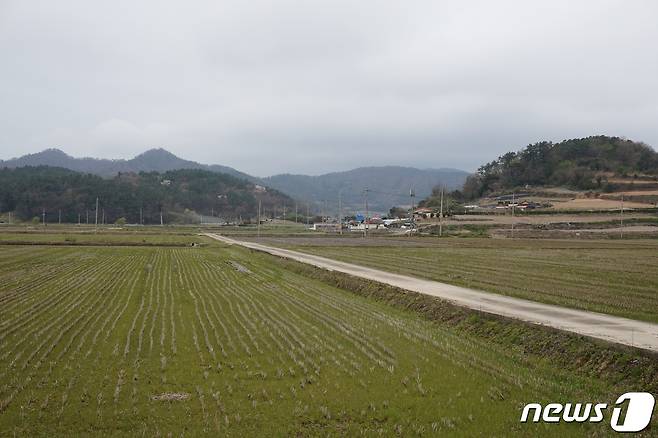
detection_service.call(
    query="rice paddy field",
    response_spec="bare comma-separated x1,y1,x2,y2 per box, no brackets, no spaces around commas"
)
252,236,658,323
0,226,205,246
0,240,632,436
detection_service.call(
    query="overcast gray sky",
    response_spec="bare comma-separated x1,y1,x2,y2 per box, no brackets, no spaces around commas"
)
1,1,657,176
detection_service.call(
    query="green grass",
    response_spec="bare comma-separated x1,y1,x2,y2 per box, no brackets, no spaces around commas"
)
0,230,202,246
0,221,315,244
261,237,658,323
0,244,627,436
205,221,316,237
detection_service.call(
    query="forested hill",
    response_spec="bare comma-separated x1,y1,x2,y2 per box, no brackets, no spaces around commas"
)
461,136,658,199
0,167,292,224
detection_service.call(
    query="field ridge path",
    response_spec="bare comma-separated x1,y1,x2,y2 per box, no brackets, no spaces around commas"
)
204,233,658,353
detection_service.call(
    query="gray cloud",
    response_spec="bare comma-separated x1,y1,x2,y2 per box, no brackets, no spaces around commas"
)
1,0,657,176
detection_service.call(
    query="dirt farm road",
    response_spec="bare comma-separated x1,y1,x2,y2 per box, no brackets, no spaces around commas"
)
205,233,658,353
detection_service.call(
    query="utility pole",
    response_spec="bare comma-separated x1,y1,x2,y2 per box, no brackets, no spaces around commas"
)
439,186,444,237
94,197,99,230
338,190,343,235
160,209,163,226
283,204,286,223
78,213,81,226
620,194,624,239
511,192,515,239
8,212,11,224
257,199,261,238
102,209,105,226
86,210,89,225
410,188,415,233
58,209,61,225
306,203,310,227
140,207,143,225
364,188,369,238
42,208,46,226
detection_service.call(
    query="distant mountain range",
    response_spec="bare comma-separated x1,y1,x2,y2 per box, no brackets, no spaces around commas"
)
262,167,468,213
1,148,469,213
0,148,254,181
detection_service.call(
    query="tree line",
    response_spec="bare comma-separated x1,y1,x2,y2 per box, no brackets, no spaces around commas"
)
0,166,292,224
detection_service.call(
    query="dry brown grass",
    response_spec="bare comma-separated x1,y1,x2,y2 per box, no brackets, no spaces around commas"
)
152,392,190,401
607,178,658,185
418,212,654,226
548,198,653,210
613,190,658,196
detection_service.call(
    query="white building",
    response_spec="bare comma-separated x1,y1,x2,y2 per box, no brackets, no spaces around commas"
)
311,223,341,232
348,223,386,231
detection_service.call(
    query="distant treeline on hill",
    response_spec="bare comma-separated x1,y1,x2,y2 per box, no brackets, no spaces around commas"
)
0,167,292,223
459,136,658,199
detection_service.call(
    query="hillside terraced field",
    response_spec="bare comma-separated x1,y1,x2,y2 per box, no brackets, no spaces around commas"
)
0,244,625,435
